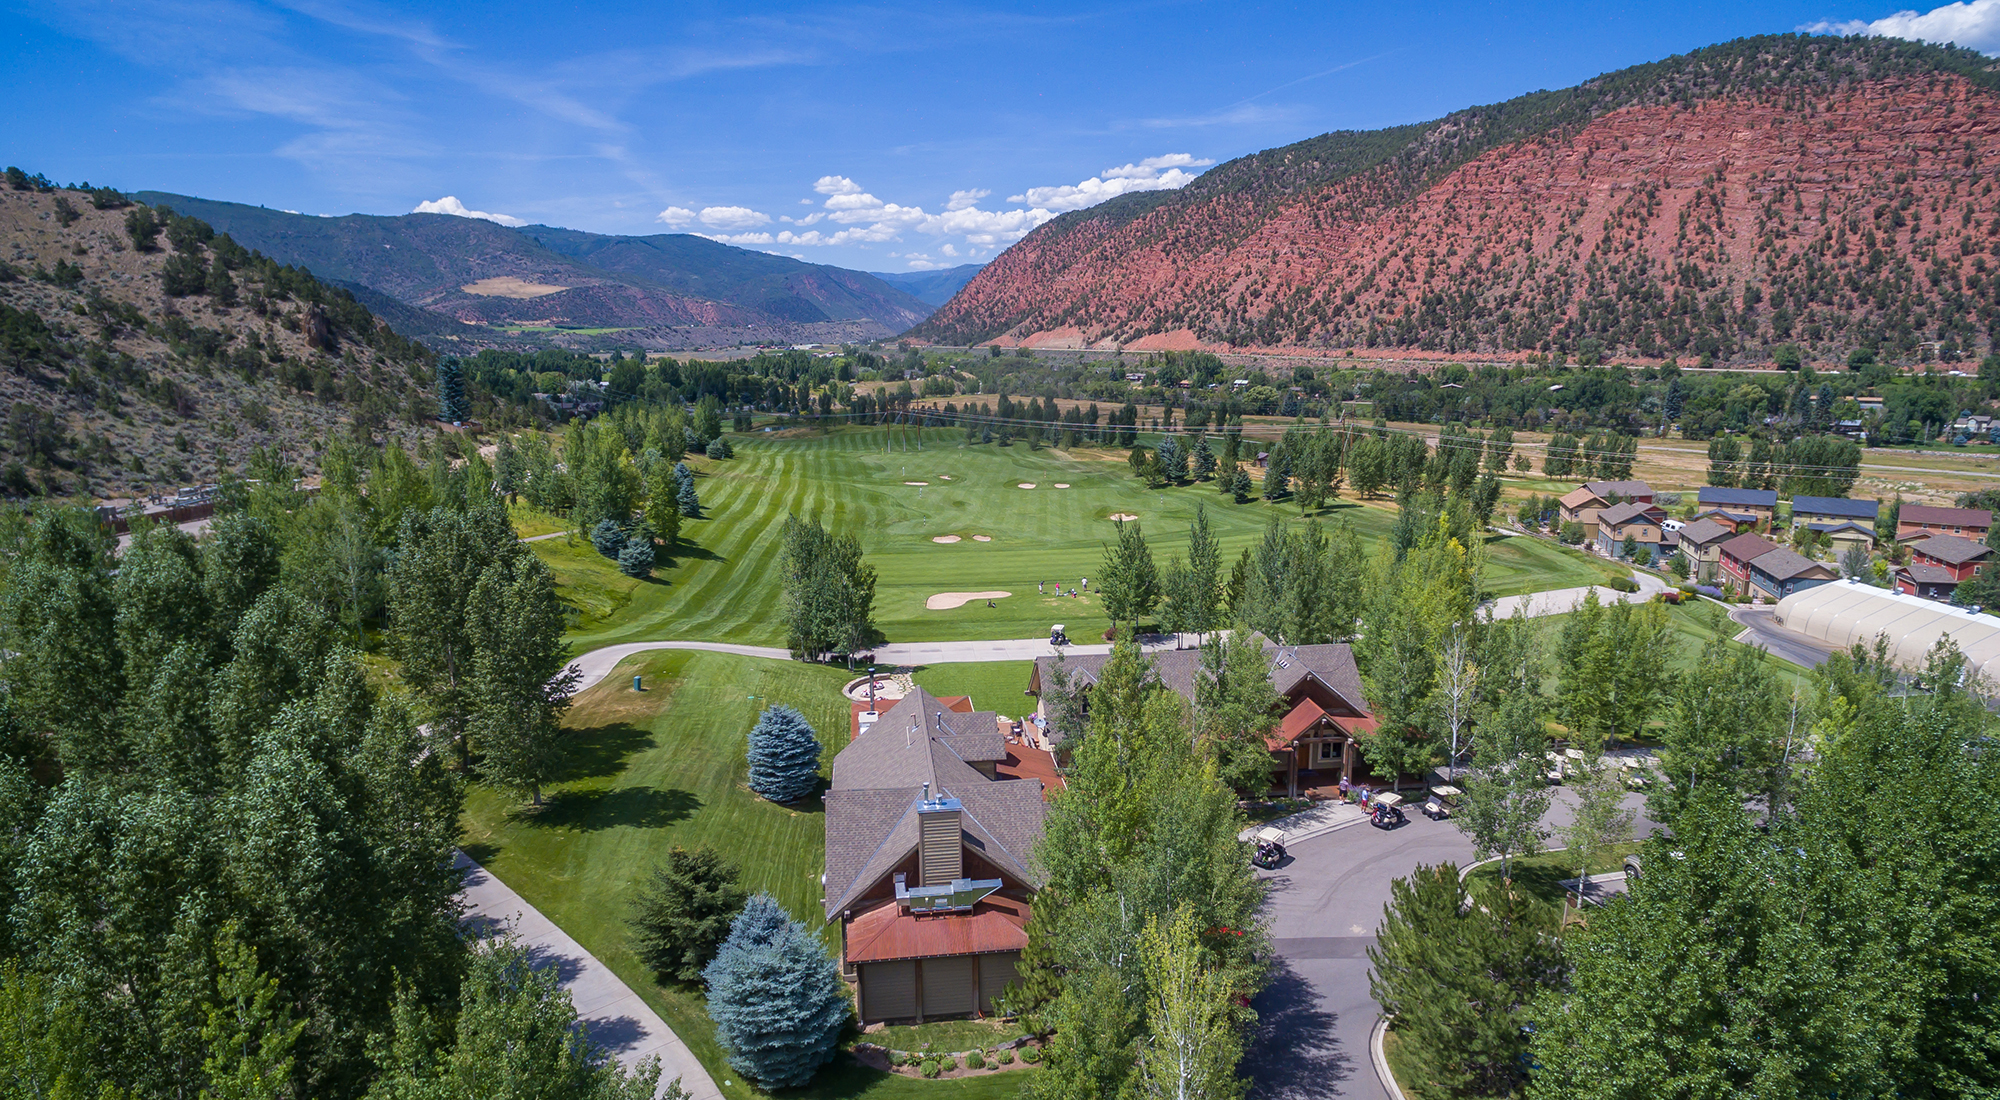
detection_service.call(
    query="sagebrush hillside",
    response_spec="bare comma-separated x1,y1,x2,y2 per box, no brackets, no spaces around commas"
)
916,35,2000,366
0,183,437,499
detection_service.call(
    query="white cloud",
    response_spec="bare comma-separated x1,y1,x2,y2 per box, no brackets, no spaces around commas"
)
781,211,827,226
946,188,990,211
941,243,959,256
1803,0,2000,52
697,205,771,230
814,175,864,196
655,205,696,227
1008,155,1211,212
412,195,527,227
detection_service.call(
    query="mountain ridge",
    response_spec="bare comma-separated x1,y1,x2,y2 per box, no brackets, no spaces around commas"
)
133,193,933,349
915,34,2000,366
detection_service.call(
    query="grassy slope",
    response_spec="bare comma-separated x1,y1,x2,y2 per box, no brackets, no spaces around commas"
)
537,426,1623,650
461,649,1027,1100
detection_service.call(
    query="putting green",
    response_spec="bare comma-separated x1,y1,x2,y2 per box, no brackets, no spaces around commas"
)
533,426,1626,652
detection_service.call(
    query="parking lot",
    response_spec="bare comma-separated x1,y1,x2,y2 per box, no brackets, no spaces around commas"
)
1246,788,1661,1100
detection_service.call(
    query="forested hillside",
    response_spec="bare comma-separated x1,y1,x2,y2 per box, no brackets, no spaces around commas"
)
0,174,437,498
137,193,933,349
918,35,2000,367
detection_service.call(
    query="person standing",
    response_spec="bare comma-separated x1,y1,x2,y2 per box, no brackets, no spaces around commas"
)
1039,580,1046,594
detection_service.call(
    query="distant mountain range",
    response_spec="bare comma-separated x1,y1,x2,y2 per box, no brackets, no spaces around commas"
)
134,192,936,350
915,34,2000,367
867,264,986,307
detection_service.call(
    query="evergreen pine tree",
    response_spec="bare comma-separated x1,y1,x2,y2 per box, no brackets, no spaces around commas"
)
746,705,821,803
1156,435,1185,482
1191,434,1216,481
674,463,700,518
1230,467,1252,503
436,357,470,424
628,847,750,983
703,895,850,1090
591,518,627,558
617,531,655,578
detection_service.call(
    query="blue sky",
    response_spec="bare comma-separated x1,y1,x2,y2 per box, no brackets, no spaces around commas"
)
7,0,1997,271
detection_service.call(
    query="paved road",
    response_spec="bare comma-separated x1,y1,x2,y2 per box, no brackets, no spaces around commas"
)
1729,607,1840,670
1248,789,1661,1100
1481,566,1674,621
457,852,722,1100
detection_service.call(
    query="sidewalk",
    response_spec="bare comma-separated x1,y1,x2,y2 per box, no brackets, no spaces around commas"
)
456,852,723,1100
1240,799,1367,845
1482,569,1673,620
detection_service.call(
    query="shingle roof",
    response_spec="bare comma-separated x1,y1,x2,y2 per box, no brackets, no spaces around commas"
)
1583,480,1651,498
1559,486,1606,510
1901,563,1962,585
1699,486,1779,507
1806,521,1875,537
824,688,1047,919
1678,518,1736,547
1751,547,1836,582
1902,504,1993,528
1030,642,1371,717
1914,534,1994,566
1719,533,1781,563
1790,495,1879,521
1597,501,1660,528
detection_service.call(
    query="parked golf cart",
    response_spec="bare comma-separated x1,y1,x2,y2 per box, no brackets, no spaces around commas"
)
1251,826,1287,869
1369,791,1406,828
1422,785,1461,820
1049,623,1069,646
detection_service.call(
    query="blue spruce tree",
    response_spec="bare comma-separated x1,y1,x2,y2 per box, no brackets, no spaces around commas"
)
703,894,850,1089
617,533,655,578
747,705,820,803
674,462,700,518
590,518,627,558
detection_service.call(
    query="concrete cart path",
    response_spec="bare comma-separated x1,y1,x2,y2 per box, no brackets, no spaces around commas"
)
1481,569,1674,621
456,852,723,1100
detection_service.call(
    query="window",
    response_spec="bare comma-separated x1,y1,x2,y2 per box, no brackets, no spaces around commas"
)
1316,740,1341,763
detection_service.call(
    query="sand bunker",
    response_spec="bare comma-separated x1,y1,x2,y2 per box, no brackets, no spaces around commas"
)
904,480,929,485
939,475,954,480
932,535,962,543
1108,513,1139,522
927,590,1011,610
1018,482,1037,489
1054,483,1071,488
972,535,992,542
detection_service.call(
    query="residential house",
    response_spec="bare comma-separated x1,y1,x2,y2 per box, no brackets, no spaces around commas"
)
1717,533,1782,590
824,688,1048,1024
1790,496,1880,529
1896,504,1993,544
1595,501,1667,560
1896,534,1994,600
1834,419,1867,441
1677,517,1738,581
1697,487,1779,525
1558,480,1653,531
1028,643,1376,796
1582,480,1654,503
1806,522,1876,559
1745,547,1839,599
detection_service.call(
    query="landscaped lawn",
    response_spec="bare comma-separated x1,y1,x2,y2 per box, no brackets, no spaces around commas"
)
534,426,1416,651
1462,842,1647,921
1480,532,1629,597
910,661,1037,714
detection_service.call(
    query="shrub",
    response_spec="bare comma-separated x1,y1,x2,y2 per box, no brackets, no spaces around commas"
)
920,1060,942,1079
1605,577,1639,593
1020,1046,1042,1064
627,846,749,983
703,894,850,1089
706,438,728,460
965,1050,985,1070
746,705,821,803
996,1049,1015,1065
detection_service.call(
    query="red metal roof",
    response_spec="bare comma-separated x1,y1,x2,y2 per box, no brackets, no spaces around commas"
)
844,893,1031,963
850,695,972,741
1268,698,1328,750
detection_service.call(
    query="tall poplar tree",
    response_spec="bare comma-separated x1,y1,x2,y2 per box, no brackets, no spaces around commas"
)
467,554,578,806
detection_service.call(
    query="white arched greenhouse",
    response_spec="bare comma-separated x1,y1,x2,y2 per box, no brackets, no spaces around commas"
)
1772,579,2000,683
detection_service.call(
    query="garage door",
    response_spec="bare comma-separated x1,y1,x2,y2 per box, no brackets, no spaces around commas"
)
860,961,915,1022
978,953,1019,1014
920,956,977,1018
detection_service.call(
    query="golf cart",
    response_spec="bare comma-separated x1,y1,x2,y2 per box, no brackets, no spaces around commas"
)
1544,752,1568,784
1049,623,1069,646
1251,827,1287,869
1422,785,1461,821
1369,791,1406,828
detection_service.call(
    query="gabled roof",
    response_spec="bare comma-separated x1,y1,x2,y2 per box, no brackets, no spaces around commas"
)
1806,521,1875,537
1750,547,1836,582
1790,495,1879,520
1914,534,1994,566
1559,487,1607,510
1271,698,1328,751
1901,563,1962,586
1583,480,1651,498
1699,486,1779,507
1901,504,1993,528
824,688,1047,919
1597,501,1662,528
1678,517,1737,547
1719,533,1781,563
